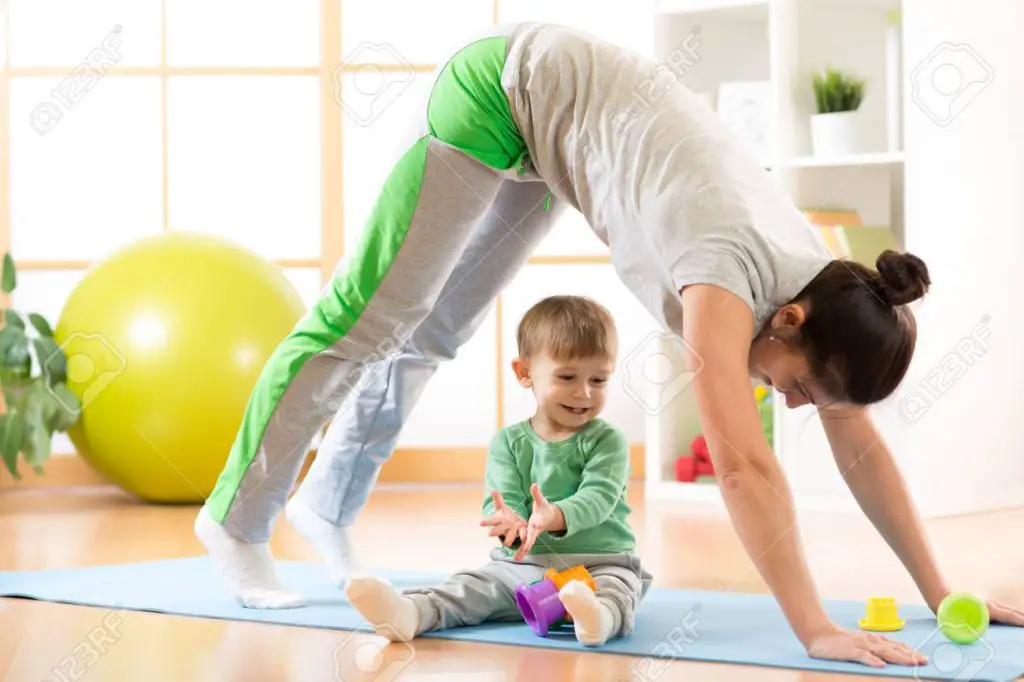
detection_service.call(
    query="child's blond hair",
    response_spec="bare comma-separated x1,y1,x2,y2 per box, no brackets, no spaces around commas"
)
516,295,618,361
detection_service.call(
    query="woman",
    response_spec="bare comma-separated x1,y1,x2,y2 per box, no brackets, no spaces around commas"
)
195,21,1024,667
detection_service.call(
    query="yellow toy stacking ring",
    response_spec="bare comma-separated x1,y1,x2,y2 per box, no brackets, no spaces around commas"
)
858,596,906,632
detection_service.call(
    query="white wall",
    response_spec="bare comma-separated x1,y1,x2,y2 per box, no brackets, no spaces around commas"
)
900,0,1024,517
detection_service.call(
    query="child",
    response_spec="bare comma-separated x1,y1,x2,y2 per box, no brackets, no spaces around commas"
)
344,295,652,647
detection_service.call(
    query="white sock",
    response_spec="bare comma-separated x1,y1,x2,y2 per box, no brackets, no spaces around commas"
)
285,497,360,586
559,580,616,647
194,506,305,609
344,576,419,642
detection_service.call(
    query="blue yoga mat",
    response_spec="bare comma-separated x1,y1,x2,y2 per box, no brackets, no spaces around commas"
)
1,557,1022,681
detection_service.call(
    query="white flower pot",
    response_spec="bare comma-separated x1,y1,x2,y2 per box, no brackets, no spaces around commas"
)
810,111,871,157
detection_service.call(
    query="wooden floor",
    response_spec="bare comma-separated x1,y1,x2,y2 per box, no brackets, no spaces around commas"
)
1,484,1022,682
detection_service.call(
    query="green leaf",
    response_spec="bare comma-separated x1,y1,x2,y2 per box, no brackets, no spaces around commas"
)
0,377,30,417
29,434,51,466
1,253,16,295
3,308,25,330
33,336,67,385
37,383,62,432
21,388,52,469
0,416,17,479
3,328,31,377
0,324,21,356
28,313,54,338
0,409,26,480
42,383,80,431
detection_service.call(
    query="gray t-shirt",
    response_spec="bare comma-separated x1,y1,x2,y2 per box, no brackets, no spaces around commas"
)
502,22,833,336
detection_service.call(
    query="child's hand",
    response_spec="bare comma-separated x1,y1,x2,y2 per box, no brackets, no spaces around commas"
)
480,490,527,548
515,484,566,561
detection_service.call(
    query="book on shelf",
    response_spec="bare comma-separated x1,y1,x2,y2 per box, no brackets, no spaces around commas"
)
802,208,899,267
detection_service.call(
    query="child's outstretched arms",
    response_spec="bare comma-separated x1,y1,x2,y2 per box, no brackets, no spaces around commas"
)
480,430,529,549
515,427,630,560
481,490,528,549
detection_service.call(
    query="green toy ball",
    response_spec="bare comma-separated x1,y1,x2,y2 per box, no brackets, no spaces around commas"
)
937,592,990,645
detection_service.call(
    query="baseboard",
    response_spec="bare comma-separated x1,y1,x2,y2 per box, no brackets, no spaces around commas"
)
1,445,646,491
0,455,109,490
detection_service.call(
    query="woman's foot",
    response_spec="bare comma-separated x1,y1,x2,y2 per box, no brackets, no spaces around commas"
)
285,497,360,587
559,580,615,647
344,576,419,642
194,506,305,609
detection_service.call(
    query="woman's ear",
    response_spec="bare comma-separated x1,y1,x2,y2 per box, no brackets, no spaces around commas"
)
770,303,808,336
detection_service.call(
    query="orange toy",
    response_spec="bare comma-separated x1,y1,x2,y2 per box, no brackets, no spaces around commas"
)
544,565,597,592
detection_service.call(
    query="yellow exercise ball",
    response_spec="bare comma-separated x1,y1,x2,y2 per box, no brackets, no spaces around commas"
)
54,231,307,503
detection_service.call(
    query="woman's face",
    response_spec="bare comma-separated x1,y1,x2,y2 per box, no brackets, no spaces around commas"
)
749,306,834,409
752,345,821,409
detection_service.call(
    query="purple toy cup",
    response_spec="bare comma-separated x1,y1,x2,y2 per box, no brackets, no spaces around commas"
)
515,578,565,636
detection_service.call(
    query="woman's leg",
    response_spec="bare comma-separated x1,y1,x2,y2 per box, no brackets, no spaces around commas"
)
286,180,564,583
195,33,533,609
195,136,503,608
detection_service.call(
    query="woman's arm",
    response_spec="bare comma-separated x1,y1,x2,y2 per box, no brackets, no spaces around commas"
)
681,284,832,647
818,405,951,611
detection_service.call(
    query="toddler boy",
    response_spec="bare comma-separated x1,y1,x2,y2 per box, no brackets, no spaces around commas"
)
345,295,652,646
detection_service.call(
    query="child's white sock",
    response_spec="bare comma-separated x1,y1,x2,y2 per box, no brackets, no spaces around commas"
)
345,576,419,642
285,497,359,586
194,506,305,609
559,580,616,647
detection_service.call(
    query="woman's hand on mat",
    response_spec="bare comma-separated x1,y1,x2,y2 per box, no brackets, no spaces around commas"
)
805,624,928,668
515,484,566,561
988,599,1024,627
480,491,528,548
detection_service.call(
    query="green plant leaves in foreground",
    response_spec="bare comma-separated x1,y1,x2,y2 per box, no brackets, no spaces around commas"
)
0,380,80,479
0,251,80,480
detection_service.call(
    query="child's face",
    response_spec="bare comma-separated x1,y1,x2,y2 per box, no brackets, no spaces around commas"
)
513,351,615,431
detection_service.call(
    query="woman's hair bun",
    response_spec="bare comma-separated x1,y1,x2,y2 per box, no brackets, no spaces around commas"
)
874,250,931,306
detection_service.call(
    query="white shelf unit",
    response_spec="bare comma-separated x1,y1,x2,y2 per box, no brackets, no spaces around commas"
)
784,151,904,167
645,0,1024,519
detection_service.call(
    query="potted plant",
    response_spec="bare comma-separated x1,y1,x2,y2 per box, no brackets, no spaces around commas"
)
810,68,869,156
0,253,81,481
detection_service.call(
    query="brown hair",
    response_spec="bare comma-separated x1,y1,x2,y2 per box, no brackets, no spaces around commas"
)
783,250,931,405
516,295,618,361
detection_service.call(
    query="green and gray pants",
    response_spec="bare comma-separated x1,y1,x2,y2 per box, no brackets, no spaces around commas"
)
204,28,565,542
405,549,652,637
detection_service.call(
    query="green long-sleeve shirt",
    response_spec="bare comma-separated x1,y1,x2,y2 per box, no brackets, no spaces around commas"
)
483,418,636,556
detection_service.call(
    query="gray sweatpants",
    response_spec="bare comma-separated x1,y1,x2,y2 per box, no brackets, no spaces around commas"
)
403,549,652,638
